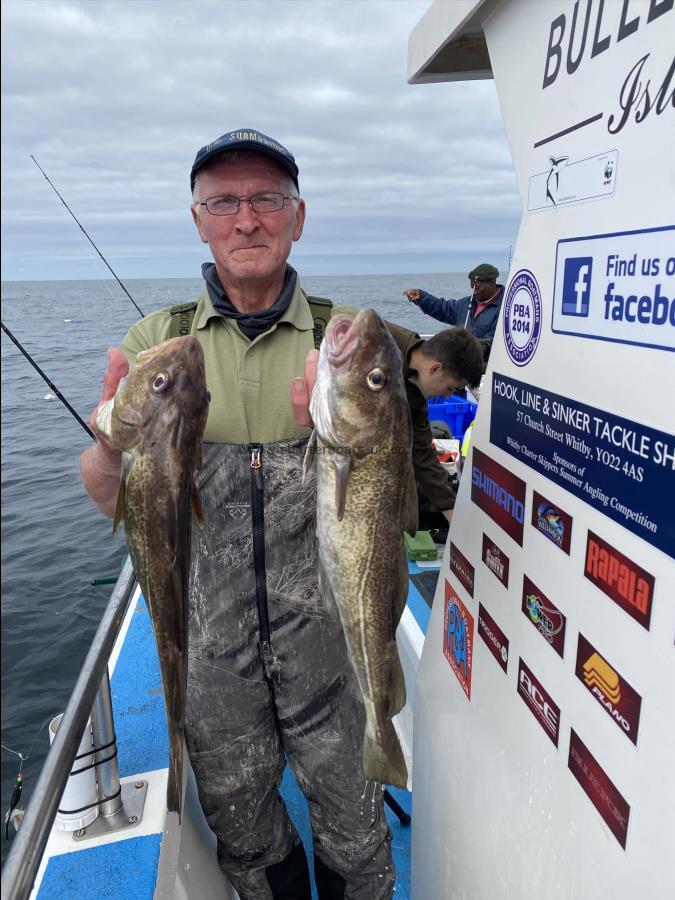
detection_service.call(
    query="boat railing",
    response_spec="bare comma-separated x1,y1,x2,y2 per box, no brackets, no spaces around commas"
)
1,556,139,900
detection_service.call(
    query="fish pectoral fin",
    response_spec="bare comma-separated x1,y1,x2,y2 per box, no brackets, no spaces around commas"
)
333,455,352,522
385,642,406,719
302,430,317,483
401,466,418,536
112,478,126,535
191,481,205,528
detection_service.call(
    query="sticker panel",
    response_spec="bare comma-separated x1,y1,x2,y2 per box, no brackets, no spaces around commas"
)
443,581,475,701
478,603,509,673
575,633,642,745
568,729,630,849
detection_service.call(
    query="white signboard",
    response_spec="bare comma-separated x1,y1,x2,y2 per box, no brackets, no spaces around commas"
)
407,1,675,898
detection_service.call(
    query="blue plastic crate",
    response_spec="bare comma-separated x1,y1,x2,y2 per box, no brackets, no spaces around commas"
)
427,396,478,442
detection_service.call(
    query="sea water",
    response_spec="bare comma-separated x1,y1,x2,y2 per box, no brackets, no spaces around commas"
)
0,270,470,855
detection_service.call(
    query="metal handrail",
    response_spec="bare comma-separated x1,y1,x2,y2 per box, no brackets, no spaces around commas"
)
1,557,137,900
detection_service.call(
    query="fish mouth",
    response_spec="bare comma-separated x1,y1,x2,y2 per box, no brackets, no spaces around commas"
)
327,314,361,367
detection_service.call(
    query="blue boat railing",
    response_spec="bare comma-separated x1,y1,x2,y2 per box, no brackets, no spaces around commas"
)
1,557,137,900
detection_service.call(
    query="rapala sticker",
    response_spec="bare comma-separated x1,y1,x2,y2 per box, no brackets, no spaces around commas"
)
478,603,509,673
517,658,560,748
552,225,675,353
471,448,526,546
503,269,542,366
443,581,474,701
584,531,655,630
575,634,642,745
531,490,572,554
568,729,630,849
521,575,567,658
449,542,474,597
481,534,510,587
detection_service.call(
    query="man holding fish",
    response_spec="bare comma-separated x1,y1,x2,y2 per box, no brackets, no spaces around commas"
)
80,128,483,899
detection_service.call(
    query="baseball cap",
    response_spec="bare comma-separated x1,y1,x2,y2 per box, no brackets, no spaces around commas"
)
469,263,499,282
190,129,299,192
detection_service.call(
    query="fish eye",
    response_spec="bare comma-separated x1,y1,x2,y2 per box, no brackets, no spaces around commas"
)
152,372,171,392
367,368,387,391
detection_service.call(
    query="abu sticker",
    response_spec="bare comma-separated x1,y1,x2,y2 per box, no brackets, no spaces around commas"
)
503,269,542,366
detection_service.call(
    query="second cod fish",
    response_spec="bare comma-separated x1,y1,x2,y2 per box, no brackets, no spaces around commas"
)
307,308,417,789
98,336,209,819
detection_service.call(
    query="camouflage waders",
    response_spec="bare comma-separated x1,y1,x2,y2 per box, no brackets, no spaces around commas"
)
185,439,396,899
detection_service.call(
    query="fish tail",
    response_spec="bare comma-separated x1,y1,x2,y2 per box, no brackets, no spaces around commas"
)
363,721,408,789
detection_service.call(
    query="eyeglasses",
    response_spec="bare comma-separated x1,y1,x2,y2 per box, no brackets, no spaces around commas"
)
198,192,297,216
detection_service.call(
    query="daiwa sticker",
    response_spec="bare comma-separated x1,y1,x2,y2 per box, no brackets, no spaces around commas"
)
502,269,542,366
552,225,675,352
531,490,572,554
521,575,567,658
584,531,654,630
517,658,560,748
443,581,474,701
568,729,630,849
471,447,526,546
575,633,642,746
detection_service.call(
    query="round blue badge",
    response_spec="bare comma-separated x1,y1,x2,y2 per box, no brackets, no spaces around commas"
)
502,269,542,366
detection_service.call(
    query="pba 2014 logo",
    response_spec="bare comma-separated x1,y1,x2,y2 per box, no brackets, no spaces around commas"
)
443,581,474,701
503,269,542,366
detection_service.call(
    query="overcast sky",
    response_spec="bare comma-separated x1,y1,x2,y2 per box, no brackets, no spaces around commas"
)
1,0,520,281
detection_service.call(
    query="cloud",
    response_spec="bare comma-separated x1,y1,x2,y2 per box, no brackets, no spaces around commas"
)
1,0,520,280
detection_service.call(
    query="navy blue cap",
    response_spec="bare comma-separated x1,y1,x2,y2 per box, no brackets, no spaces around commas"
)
190,129,299,191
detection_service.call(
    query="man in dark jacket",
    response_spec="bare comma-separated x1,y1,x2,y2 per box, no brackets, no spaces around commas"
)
403,263,504,362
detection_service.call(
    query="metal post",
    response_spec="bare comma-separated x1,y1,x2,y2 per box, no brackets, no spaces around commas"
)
0,558,136,900
89,668,124,821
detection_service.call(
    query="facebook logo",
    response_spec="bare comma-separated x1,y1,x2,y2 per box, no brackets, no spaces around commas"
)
561,257,593,317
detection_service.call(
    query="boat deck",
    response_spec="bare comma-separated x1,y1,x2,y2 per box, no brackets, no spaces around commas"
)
33,558,441,899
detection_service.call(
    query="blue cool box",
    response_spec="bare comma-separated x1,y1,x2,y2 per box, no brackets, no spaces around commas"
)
427,396,478,442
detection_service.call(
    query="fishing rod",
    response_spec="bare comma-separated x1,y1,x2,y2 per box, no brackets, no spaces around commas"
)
30,155,145,318
1,321,96,441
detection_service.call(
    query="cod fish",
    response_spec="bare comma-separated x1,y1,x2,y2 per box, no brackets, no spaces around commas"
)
98,336,209,819
306,309,417,789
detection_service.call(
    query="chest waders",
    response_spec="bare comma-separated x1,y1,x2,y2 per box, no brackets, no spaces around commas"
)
169,304,396,900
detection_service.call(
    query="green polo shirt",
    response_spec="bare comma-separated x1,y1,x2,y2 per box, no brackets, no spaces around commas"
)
120,278,353,445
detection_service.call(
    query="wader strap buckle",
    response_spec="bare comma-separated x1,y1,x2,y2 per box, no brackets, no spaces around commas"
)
260,640,281,682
